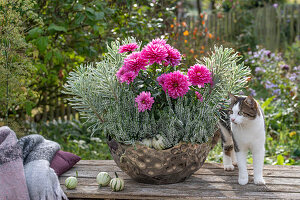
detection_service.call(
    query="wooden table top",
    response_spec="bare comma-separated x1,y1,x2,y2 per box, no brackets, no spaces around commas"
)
59,160,300,199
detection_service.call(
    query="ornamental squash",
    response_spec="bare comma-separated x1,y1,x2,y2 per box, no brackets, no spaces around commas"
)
152,134,166,150
140,138,153,148
109,172,124,192
96,172,111,187
65,171,78,189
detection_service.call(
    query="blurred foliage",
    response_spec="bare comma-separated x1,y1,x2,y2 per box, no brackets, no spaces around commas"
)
1,0,177,120
26,119,112,160
0,0,40,120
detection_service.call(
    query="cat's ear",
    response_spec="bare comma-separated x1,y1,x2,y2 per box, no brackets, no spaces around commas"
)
245,95,256,107
229,93,237,104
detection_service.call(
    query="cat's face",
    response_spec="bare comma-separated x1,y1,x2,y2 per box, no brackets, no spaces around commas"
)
228,94,259,125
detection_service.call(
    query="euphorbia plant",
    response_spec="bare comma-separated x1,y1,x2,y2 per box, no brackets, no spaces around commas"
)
64,37,250,149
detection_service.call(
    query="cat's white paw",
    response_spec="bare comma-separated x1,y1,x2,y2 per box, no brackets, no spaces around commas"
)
254,177,265,185
238,177,248,185
224,164,234,171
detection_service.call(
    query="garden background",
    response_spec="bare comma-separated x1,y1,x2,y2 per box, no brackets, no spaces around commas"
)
0,0,299,164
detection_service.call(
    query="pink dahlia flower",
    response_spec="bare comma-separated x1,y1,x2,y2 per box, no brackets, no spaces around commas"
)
119,43,139,53
157,74,167,91
195,91,203,102
135,91,155,112
121,71,138,84
164,71,190,99
164,44,181,66
141,43,168,65
150,38,167,46
116,66,127,81
187,64,212,87
124,52,148,73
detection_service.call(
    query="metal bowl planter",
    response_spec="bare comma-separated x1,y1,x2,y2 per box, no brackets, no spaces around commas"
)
107,130,220,185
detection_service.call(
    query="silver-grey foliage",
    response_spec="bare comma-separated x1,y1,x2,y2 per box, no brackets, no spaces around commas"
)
64,38,250,146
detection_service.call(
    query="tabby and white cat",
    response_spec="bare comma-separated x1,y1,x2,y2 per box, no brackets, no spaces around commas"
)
219,94,266,185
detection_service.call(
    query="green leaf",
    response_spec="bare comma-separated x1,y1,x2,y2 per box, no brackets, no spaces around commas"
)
54,50,63,64
27,27,43,40
95,12,104,20
36,64,47,74
261,96,275,110
36,37,48,53
45,51,53,62
48,23,67,33
25,101,33,116
74,13,85,25
276,155,284,165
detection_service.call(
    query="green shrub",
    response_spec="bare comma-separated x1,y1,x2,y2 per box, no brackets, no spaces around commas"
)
26,119,112,160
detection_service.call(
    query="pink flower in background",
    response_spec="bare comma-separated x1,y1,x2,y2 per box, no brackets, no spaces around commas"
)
135,91,155,112
124,52,148,73
141,43,168,65
119,43,139,53
195,91,203,102
120,71,138,84
164,44,181,66
157,74,167,91
164,71,190,99
187,64,212,87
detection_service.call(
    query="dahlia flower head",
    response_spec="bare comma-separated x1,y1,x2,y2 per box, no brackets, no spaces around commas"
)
141,38,181,66
119,43,139,53
116,67,138,85
159,71,190,99
187,64,212,88
135,91,155,112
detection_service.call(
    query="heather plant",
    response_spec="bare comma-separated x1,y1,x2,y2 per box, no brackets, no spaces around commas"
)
243,46,299,165
64,37,250,148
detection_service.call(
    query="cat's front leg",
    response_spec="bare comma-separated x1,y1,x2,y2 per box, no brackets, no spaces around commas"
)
252,146,265,185
236,150,248,185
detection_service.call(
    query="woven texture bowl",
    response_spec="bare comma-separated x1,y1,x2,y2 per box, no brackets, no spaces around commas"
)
108,130,220,185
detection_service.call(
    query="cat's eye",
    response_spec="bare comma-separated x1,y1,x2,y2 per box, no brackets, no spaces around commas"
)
238,111,243,115
228,110,233,114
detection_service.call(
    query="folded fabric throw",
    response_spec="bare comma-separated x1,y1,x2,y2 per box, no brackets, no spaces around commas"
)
0,126,68,200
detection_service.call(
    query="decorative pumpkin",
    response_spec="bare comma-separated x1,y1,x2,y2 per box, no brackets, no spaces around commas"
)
109,172,124,192
140,138,153,148
152,134,166,150
96,172,111,187
65,171,78,189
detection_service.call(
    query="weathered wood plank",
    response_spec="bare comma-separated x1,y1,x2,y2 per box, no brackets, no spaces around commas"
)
59,177,300,193
59,161,300,199
62,184,300,199
63,164,300,178
77,160,300,171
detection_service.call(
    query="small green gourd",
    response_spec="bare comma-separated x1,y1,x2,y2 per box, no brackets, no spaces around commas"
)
152,134,166,150
96,172,111,187
140,138,153,148
109,172,124,192
65,171,78,189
